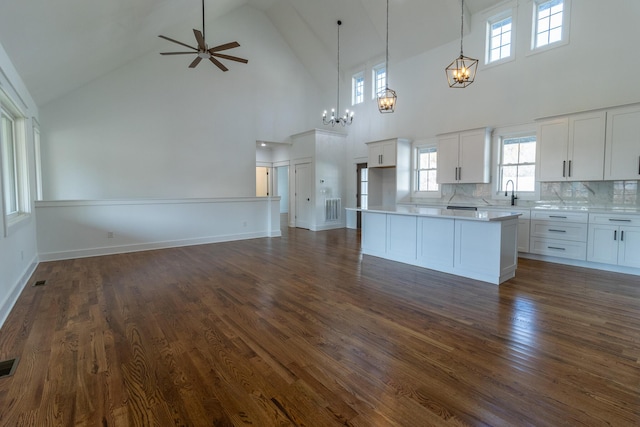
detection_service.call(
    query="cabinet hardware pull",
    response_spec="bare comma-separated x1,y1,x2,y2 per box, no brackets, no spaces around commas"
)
548,246,566,250
562,160,566,177
621,230,624,241
548,229,566,232
614,230,617,240
549,215,567,219
568,160,572,177
458,167,462,181
608,218,631,222
638,156,640,175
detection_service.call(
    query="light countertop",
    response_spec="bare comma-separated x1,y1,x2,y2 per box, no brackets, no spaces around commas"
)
350,206,522,222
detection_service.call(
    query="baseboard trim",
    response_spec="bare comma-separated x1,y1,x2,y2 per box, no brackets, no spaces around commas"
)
519,253,640,277
0,257,38,329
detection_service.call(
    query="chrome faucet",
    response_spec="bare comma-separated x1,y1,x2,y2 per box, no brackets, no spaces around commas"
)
505,179,517,206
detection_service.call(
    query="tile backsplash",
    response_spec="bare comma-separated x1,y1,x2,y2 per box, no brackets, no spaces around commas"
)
411,181,639,208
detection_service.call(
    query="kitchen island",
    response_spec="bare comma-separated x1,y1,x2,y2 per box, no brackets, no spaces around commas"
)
354,206,522,285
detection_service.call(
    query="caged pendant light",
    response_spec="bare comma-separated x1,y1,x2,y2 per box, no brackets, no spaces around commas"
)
445,0,478,88
377,0,397,113
323,20,354,126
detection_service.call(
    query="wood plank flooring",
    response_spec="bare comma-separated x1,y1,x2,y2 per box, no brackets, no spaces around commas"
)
0,226,639,426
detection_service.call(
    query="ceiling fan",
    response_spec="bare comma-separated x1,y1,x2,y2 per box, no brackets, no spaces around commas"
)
158,0,248,71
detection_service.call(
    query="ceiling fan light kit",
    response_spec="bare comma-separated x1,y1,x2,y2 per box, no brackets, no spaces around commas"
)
158,0,247,72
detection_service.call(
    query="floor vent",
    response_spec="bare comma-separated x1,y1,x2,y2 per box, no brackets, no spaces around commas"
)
33,280,47,287
0,358,18,378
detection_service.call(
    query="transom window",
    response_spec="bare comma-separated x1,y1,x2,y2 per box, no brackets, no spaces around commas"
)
487,16,512,63
417,146,439,192
534,0,564,48
499,136,537,193
352,72,364,105
372,64,386,99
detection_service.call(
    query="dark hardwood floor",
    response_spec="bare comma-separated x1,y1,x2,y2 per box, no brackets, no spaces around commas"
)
0,224,639,426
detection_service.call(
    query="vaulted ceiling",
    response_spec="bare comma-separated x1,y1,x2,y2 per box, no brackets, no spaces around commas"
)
0,0,503,107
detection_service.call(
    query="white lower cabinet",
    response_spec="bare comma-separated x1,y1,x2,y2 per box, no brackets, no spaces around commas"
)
530,211,588,260
587,214,640,268
417,217,454,269
361,212,387,256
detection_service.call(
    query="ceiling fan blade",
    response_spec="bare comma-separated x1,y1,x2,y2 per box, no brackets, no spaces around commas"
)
160,52,198,55
158,35,197,51
189,56,203,68
209,56,229,72
211,53,248,64
193,29,206,51
208,41,240,53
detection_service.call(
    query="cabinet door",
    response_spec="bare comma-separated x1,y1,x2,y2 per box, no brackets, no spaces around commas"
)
381,142,397,167
605,105,640,180
436,134,459,184
618,227,640,268
368,143,384,167
586,224,619,265
538,118,569,181
567,111,606,181
517,219,530,253
362,212,387,256
417,217,454,269
458,129,490,183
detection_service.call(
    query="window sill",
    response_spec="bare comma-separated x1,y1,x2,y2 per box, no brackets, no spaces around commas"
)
5,212,31,237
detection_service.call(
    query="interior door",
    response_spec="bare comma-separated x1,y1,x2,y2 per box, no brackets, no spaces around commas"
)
295,163,312,229
356,163,368,228
256,167,270,196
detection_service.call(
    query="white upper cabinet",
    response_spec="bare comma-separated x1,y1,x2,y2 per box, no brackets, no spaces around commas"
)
537,111,606,182
437,128,491,184
604,104,640,180
367,139,397,168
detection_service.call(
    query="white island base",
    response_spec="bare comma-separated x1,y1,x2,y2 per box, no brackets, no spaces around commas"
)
358,207,521,285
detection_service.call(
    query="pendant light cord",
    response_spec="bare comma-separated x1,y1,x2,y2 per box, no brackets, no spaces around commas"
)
460,0,464,56
337,21,341,114
202,0,206,41
385,0,390,88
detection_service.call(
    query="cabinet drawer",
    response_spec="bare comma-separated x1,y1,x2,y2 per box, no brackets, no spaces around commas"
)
589,213,640,226
531,220,588,242
530,238,587,260
531,211,588,222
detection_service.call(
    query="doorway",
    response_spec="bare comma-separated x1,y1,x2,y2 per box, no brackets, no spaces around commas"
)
256,166,270,197
356,163,368,228
295,162,312,229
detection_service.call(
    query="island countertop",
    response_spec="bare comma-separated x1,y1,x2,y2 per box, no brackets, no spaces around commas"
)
350,205,522,222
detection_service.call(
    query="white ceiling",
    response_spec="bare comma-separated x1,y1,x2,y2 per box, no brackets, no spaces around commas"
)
0,0,503,107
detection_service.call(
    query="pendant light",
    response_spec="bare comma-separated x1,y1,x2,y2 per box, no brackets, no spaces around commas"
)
377,0,397,113
323,20,354,126
445,0,478,88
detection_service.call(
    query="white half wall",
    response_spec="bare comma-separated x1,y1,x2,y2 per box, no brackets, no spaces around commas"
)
36,197,281,261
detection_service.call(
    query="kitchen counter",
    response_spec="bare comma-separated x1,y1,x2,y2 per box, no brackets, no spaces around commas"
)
357,205,522,221
355,207,520,285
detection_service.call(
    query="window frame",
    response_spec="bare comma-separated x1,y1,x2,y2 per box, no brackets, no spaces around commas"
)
485,9,516,66
492,124,540,202
372,63,386,100
351,71,365,106
412,139,441,199
530,0,571,54
0,87,30,236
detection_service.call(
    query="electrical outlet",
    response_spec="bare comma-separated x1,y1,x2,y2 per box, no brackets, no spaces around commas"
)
107,231,114,238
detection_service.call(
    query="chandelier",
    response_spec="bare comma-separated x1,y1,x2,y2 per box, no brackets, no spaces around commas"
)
323,20,353,126
445,0,478,88
377,0,397,113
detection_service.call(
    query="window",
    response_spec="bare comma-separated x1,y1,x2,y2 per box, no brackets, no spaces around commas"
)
487,15,513,63
352,72,364,105
0,89,28,229
499,135,537,194
533,0,569,50
416,145,439,194
372,64,386,99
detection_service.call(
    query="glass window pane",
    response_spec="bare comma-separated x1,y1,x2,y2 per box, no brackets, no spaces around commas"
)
518,165,536,191
1,114,18,215
550,13,563,29
520,141,537,163
549,27,562,43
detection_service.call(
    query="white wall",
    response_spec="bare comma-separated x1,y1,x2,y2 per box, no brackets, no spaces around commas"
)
0,42,39,327
39,5,321,200
342,0,640,209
